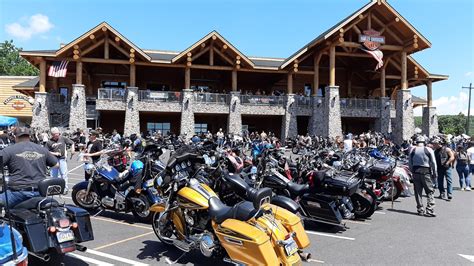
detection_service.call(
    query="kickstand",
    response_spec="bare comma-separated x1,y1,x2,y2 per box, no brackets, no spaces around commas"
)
93,208,104,217
165,251,187,265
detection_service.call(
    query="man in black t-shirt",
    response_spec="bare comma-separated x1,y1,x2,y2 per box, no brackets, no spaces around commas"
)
0,127,58,208
82,130,104,181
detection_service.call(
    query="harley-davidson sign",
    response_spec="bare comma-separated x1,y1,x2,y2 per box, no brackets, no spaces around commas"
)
3,95,33,111
359,30,385,51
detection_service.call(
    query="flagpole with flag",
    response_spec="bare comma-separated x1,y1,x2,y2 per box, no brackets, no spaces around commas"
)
48,60,69,78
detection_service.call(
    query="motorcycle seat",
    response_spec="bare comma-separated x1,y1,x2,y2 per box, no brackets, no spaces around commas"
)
287,182,310,196
13,197,59,210
208,197,258,224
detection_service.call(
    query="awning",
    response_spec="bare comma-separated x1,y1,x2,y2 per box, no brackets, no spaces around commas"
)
0,116,19,127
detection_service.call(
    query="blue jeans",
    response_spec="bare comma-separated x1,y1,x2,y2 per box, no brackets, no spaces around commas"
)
437,167,453,196
0,191,40,208
456,163,470,188
51,158,69,189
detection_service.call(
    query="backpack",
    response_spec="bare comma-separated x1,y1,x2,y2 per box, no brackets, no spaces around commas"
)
457,151,469,164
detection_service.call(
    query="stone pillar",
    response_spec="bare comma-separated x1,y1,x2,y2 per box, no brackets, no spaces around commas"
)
180,89,194,137
281,94,298,139
309,96,325,136
324,86,342,138
395,89,415,144
123,87,140,137
31,92,50,131
376,97,392,136
228,91,242,135
69,84,87,131
422,106,439,137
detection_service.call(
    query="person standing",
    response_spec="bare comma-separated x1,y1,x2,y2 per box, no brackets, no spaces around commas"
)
82,130,104,181
216,128,225,147
467,142,474,190
0,127,58,207
112,129,121,144
409,136,437,217
343,134,353,153
432,138,455,200
46,127,75,193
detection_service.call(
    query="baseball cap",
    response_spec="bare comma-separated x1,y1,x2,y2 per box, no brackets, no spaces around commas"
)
15,127,30,137
51,127,60,134
89,130,99,136
415,135,426,143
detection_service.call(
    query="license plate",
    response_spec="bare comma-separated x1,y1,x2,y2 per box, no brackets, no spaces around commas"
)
56,230,75,243
284,239,298,256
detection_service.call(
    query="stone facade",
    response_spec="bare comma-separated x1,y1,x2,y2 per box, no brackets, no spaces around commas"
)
180,89,195,137
123,87,140,137
228,92,242,135
375,97,392,136
96,100,126,110
281,94,298,139
324,86,342,138
422,106,439,137
309,96,325,136
395,89,415,144
31,92,50,132
69,84,87,131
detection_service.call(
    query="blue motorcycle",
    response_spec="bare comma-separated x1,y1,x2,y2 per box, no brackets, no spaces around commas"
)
0,222,28,266
72,148,164,222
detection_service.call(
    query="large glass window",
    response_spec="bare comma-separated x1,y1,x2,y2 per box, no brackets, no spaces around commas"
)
147,122,171,135
195,123,207,134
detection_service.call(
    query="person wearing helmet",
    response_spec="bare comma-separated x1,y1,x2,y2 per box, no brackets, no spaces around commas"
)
431,137,455,200
409,135,437,217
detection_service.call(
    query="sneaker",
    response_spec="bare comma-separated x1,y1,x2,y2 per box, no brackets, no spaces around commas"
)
447,195,452,200
461,187,465,191
417,211,425,216
438,193,446,199
466,187,472,191
424,212,437,217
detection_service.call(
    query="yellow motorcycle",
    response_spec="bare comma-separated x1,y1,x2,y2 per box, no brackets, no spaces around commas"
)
149,150,311,265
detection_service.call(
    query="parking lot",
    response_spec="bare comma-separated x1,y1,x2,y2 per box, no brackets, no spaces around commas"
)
60,156,474,265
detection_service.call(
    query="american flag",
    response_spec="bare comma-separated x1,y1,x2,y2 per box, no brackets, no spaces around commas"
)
48,60,69,77
360,47,384,70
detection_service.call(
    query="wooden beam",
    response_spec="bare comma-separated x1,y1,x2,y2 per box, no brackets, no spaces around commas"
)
82,38,105,56
368,11,372,29
76,60,83,84
313,53,322,95
210,40,214,66
191,64,233,71
401,51,408,90
130,63,136,87
104,36,109,59
335,52,373,58
339,41,403,51
353,25,362,35
184,67,190,90
426,80,433,107
232,69,237,91
379,19,399,34
287,73,293,94
381,67,386,97
213,47,234,66
329,45,336,86
371,15,404,44
39,59,46,92
191,46,210,62
109,40,130,58
344,13,367,34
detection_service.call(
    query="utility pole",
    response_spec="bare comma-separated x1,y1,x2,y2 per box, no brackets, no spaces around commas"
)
462,83,473,135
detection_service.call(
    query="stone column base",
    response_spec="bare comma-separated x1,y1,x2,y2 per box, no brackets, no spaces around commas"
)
324,86,342,138
281,94,298,139
180,89,194,137
395,89,415,144
422,106,439,137
376,97,392,136
31,92,50,132
124,87,140,137
228,92,242,135
309,96,325,136
69,84,87,131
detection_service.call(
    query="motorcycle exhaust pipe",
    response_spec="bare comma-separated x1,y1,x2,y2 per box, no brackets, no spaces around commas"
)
76,244,87,252
298,251,311,261
29,251,51,262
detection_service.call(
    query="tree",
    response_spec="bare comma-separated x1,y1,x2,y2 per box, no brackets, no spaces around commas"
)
0,40,39,76
438,113,467,135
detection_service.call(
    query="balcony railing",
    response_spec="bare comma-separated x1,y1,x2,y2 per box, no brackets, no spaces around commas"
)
138,90,181,102
97,88,126,101
294,96,312,107
240,95,286,106
340,98,381,110
194,93,229,104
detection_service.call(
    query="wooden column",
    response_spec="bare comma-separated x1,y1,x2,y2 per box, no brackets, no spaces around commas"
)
313,54,322,95
287,73,293,94
329,45,336,87
185,67,191,90
104,37,109,59
427,80,433,107
401,51,407,90
380,67,386,97
75,60,83,84
130,63,136,87
232,68,237,91
210,41,214,66
39,59,46,92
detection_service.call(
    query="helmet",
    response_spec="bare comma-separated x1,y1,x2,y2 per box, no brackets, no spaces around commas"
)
415,135,426,144
130,160,144,175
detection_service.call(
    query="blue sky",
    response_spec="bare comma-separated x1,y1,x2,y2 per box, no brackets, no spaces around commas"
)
1,0,472,115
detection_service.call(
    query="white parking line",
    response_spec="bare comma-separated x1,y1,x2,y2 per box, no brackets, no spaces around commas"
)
306,231,355,241
67,163,85,173
68,173,84,177
67,252,114,266
87,249,149,266
374,211,386,214
344,219,371,225
458,254,474,262
91,216,153,230
308,258,325,263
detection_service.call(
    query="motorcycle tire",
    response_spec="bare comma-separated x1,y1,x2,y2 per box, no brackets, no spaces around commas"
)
351,192,376,219
131,194,153,223
152,211,174,246
72,188,99,212
292,147,300,155
383,183,401,201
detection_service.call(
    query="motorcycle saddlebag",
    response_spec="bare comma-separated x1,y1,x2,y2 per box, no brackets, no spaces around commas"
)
9,209,49,252
300,194,343,224
65,205,94,242
370,161,392,177
269,204,310,249
214,219,279,265
318,172,359,196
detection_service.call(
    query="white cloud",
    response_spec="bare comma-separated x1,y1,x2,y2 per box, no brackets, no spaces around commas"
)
414,92,471,116
466,72,473,77
5,14,53,40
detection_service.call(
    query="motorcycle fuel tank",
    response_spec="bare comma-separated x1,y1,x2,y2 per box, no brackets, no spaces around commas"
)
177,180,218,209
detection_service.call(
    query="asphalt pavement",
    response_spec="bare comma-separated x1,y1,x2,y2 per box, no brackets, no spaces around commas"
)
57,155,474,266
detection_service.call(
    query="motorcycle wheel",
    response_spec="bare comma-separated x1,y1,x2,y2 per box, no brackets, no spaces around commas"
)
152,211,175,246
351,192,376,219
131,194,153,223
292,147,300,155
383,182,401,201
72,188,99,211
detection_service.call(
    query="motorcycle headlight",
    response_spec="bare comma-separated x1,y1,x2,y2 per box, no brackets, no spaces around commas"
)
84,164,95,175
173,182,178,192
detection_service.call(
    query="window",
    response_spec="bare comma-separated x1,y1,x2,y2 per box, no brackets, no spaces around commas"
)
147,122,171,135
195,123,207,134
59,87,69,103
